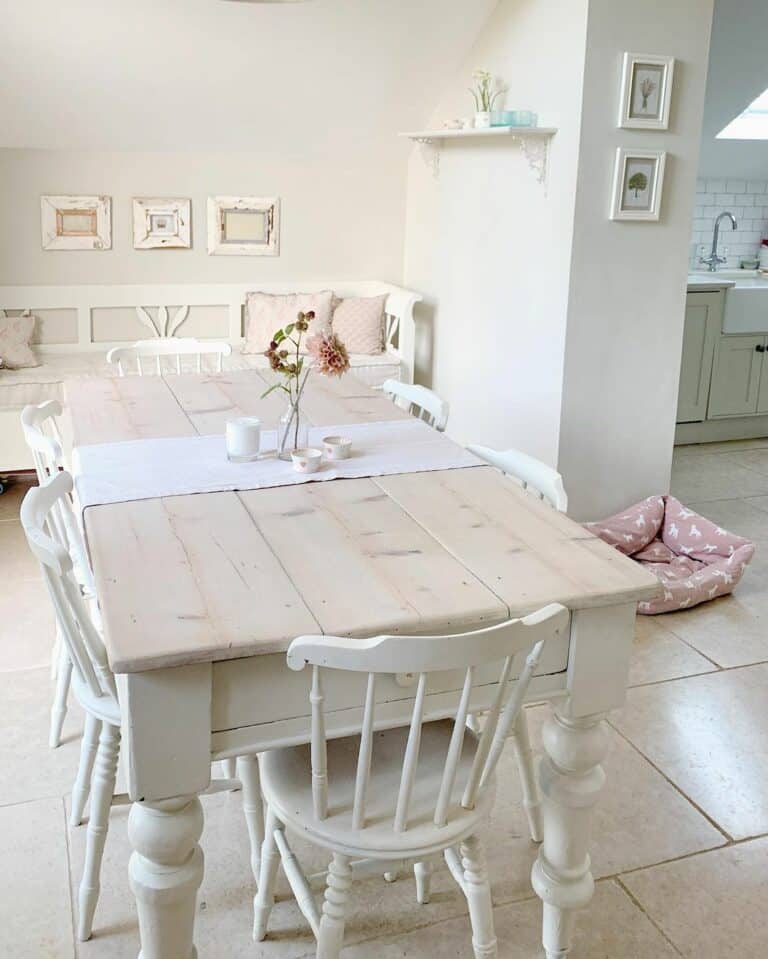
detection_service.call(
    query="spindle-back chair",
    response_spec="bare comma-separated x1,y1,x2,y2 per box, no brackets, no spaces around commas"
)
106,337,231,376
21,400,95,747
254,604,568,959
468,444,568,513
382,378,449,432
21,473,256,942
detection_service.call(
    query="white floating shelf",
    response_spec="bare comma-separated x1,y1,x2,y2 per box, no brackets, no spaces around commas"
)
399,126,557,142
399,126,557,183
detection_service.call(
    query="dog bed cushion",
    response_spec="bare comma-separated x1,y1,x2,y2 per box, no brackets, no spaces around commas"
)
585,495,755,614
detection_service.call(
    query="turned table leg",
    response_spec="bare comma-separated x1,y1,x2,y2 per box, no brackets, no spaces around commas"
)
128,795,204,959
531,707,608,959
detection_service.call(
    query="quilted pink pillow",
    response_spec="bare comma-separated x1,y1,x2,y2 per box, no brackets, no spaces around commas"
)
0,312,39,369
243,291,334,354
331,294,387,355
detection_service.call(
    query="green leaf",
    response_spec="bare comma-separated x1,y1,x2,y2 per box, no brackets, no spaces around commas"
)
260,382,287,399
284,323,295,336
273,329,285,344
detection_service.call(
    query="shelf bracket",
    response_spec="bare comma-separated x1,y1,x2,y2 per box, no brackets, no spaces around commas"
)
517,135,549,187
414,137,440,177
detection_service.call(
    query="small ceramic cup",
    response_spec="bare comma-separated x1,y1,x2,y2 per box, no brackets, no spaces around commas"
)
291,447,323,474
322,435,352,460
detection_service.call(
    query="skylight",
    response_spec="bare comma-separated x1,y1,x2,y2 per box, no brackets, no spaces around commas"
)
717,88,768,139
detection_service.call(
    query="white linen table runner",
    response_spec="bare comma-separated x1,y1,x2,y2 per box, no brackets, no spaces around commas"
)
72,419,482,510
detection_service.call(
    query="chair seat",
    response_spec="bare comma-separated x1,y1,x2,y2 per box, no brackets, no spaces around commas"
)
260,720,495,860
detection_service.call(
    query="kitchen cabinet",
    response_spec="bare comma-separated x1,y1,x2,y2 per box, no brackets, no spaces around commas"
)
676,291,722,423
708,334,765,417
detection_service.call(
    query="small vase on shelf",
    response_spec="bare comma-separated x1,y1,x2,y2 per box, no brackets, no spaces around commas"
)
474,111,491,129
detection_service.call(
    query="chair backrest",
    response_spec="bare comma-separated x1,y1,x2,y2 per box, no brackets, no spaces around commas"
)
20,400,65,486
106,337,232,376
382,379,449,432
468,444,568,512
21,472,116,704
286,603,568,831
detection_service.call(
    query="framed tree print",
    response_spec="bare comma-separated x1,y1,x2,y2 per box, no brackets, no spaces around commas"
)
610,148,666,221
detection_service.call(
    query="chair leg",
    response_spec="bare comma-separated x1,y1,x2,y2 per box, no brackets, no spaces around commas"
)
49,643,72,749
316,853,352,959
77,723,120,941
70,713,102,827
223,757,237,780
253,808,282,941
511,710,543,842
51,623,61,680
460,835,497,959
238,755,264,882
414,860,433,904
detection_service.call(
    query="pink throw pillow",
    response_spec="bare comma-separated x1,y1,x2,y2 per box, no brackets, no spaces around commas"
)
243,291,334,354
331,294,387,355
0,312,39,369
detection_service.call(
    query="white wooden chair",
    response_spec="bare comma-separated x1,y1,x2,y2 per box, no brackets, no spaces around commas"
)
106,337,232,376
20,400,95,748
253,604,568,959
468,445,568,513
382,378,449,432
21,472,261,941
466,444,569,844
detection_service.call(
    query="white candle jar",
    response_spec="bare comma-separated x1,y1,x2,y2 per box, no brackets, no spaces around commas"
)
226,417,262,463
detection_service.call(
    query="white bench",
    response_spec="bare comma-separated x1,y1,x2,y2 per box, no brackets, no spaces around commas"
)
0,281,421,471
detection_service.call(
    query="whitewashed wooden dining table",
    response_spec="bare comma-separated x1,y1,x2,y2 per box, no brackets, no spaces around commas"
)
65,369,659,959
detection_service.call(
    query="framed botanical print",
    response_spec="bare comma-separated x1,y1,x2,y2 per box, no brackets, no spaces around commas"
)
207,196,280,256
41,195,111,250
610,148,666,221
618,53,674,130
133,197,191,249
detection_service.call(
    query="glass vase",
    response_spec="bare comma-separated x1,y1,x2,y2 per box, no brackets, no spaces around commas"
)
277,400,308,460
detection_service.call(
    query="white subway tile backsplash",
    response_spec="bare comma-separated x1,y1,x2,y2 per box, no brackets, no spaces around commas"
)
690,178,768,266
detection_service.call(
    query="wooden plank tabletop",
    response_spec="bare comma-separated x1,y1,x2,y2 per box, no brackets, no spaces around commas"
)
67,372,659,673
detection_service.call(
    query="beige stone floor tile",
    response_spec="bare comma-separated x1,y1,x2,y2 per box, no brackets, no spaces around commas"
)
612,665,768,840
730,448,768,476
687,495,768,541
0,519,45,581
670,453,768,503
0,576,56,672
629,616,716,686
0,797,75,959
340,880,680,959
0,666,83,807
662,590,768,668
674,439,768,455
0,475,35,522
621,837,768,958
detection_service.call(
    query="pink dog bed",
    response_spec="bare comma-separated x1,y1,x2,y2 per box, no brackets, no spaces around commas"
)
585,495,755,614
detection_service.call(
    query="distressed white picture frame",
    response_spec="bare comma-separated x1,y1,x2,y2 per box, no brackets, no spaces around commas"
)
133,197,191,249
618,53,674,130
610,148,666,221
207,195,280,256
41,195,111,250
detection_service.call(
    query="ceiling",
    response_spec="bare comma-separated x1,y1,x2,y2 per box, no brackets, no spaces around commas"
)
0,0,496,152
698,0,768,178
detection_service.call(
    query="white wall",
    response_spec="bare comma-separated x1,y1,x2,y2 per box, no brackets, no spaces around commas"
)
557,0,714,519
403,0,589,466
0,148,408,285
698,0,768,180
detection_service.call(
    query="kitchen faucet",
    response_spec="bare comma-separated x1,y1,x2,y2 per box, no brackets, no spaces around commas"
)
699,211,737,272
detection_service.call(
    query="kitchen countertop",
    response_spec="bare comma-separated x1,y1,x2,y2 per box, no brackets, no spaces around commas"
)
688,271,768,291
